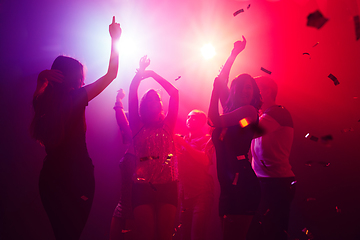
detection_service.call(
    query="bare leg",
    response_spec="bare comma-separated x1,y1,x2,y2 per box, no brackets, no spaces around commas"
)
134,204,155,240
156,203,177,240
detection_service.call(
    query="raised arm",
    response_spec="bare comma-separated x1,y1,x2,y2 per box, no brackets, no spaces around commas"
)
219,36,246,108
128,56,151,134
208,78,257,128
85,16,121,101
149,71,179,131
114,89,132,145
128,72,143,134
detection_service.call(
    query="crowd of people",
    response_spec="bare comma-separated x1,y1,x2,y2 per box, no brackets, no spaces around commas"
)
31,16,295,240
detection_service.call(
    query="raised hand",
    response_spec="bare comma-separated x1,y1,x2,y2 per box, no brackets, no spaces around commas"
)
138,55,151,72
116,88,126,102
109,16,121,40
231,36,246,55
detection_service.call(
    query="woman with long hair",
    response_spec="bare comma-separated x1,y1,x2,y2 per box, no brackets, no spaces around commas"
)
208,37,262,240
128,56,179,240
30,17,121,240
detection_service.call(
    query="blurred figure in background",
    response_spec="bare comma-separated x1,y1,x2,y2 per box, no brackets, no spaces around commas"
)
248,76,295,240
110,89,135,240
174,109,214,240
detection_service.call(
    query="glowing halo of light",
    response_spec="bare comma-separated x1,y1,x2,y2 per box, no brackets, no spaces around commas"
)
201,43,216,60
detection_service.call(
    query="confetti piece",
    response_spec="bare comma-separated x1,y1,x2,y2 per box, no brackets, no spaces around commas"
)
121,229,132,234
354,15,360,41
247,4,251,9
328,73,339,86
306,197,316,202
284,230,290,238
342,127,355,132
136,178,146,181
302,52,311,59
291,180,297,186
312,42,319,47
239,118,249,127
175,76,181,81
302,228,314,239
336,206,341,213
320,135,333,146
305,161,313,167
305,133,319,141
260,67,272,75
232,172,239,185
81,195,88,201
237,155,246,160
310,136,319,141
233,8,244,17
318,161,331,167
307,10,328,29
263,209,270,216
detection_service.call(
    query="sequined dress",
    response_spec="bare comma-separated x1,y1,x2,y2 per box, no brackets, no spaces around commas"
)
132,122,177,184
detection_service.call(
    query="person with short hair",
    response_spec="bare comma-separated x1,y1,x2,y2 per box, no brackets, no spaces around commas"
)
247,76,295,240
174,109,214,240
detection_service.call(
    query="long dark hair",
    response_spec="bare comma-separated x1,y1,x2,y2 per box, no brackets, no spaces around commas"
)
224,73,262,113
139,89,165,124
30,56,84,147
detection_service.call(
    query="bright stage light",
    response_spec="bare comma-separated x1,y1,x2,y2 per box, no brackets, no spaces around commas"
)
117,33,139,56
201,43,216,59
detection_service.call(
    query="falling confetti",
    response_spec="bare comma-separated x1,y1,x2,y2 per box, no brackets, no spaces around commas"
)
302,227,314,239
302,52,311,59
305,161,313,167
312,42,319,47
336,206,342,213
237,155,246,160
306,197,316,202
342,127,355,133
318,161,331,167
136,178,146,181
239,118,249,127
233,8,244,17
307,10,328,29
263,208,270,216
260,67,272,75
121,229,132,234
328,73,340,86
81,195,88,201
247,4,251,9
305,133,319,142
175,76,181,81
232,172,239,185
320,134,333,146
